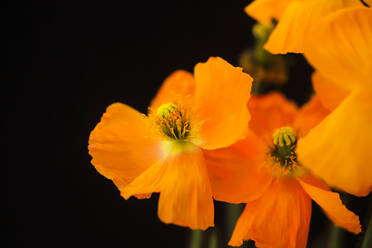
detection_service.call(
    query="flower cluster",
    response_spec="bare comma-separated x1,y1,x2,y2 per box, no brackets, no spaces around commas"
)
88,1,371,247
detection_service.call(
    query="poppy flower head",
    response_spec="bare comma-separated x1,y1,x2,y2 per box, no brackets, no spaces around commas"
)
223,94,361,247
88,57,254,230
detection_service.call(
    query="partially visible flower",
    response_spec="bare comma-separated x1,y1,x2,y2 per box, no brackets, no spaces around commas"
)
297,8,372,196
245,0,367,54
240,49,288,85
205,93,361,247
239,23,289,87
88,57,252,230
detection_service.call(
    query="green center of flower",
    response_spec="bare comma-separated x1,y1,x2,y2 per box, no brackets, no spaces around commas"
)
156,103,191,140
270,126,299,175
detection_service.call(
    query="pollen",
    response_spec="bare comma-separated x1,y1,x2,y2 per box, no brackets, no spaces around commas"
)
155,102,191,141
269,126,300,176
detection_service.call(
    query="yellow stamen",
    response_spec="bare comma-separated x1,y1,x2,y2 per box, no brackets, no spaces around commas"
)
156,103,191,141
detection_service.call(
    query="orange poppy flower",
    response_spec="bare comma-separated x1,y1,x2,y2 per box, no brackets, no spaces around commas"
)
88,57,253,230
297,8,372,196
205,93,361,247
245,0,367,54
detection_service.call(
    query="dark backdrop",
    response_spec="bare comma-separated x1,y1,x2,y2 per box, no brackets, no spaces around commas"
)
7,0,370,247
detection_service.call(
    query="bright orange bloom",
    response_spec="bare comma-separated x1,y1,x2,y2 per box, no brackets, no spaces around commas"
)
206,93,361,247
245,0,367,54
297,8,372,196
88,57,253,230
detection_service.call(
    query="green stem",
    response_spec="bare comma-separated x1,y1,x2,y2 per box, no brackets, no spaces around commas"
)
328,226,344,248
225,204,243,238
190,230,203,248
361,216,372,248
208,231,218,248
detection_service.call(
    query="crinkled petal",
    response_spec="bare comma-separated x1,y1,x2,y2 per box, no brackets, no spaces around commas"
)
265,0,345,54
297,88,372,196
298,174,361,234
229,178,311,248
304,7,372,90
194,57,252,150
205,131,272,204
122,147,214,230
293,95,330,137
88,103,162,190
312,72,349,111
150,70,195,111
248,92,298,144
245,0,294,24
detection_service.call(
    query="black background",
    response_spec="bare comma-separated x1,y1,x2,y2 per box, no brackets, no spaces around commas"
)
7,0,371,247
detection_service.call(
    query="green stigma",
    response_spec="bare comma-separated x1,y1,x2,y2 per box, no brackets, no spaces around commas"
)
272,126,297,147
270,126,299,174
156,103,178,118
156,103,191,140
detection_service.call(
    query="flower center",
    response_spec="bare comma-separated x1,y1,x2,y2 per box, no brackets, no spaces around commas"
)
269,126,299,175
156,103,191,141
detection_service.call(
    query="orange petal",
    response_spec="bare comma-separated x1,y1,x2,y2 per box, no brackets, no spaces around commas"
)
304,7,372,90
150,70,195,111
245,0,294,24
194,57,252,150
248,92,298,144
293,95,330,137
122,147,214,230
205,131,272,204
298,174,361,234
88,103,162,190
228,178,311,248
312,72,349,111
265,0,347,54
297,88,372,196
